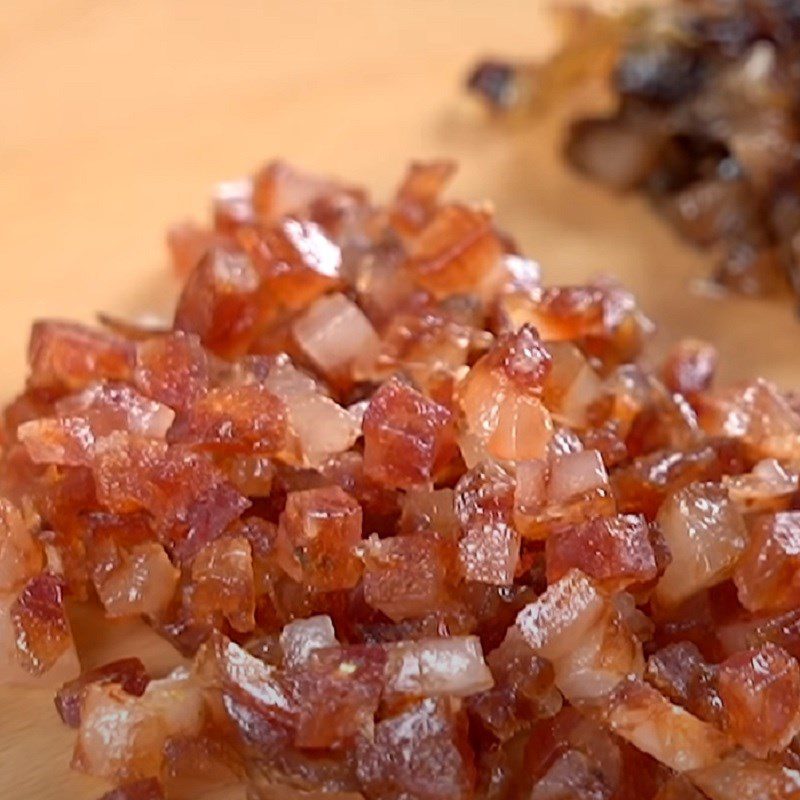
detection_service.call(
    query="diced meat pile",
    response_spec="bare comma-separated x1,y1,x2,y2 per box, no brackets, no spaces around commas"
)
468,0,800,300
3,159,800,799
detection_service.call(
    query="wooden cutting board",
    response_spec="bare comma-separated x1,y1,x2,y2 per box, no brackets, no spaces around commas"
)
1,2,798,797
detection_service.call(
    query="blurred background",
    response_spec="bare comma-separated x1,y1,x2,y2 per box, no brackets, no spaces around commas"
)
0,1,798,796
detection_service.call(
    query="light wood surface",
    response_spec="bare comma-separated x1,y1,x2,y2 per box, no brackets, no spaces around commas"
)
1,2,798,798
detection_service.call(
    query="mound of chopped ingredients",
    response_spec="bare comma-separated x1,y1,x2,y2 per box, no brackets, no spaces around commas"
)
2,160,800,799
468,1,800,299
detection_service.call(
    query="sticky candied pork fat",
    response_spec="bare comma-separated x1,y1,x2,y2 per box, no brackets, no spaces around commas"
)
276,485,363,591
4,159,800,798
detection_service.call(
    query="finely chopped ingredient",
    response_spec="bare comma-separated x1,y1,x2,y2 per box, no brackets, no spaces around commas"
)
2,159,800,797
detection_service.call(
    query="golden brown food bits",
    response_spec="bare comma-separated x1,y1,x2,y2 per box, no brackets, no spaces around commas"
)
4,158,800,798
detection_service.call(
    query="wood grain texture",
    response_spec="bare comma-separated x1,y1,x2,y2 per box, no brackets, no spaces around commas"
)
0,1,798,797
